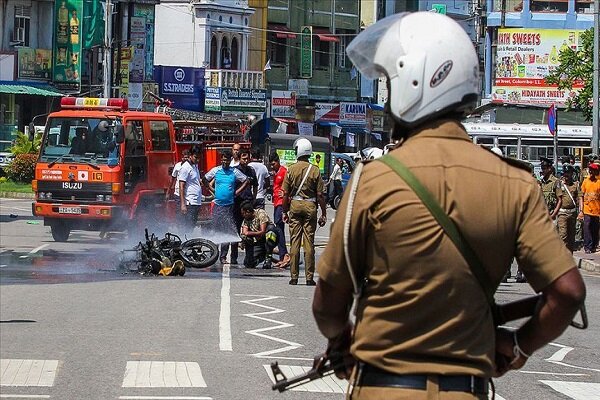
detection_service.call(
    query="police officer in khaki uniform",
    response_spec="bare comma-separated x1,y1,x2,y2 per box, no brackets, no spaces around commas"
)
557,165,581,253
312,12,586,400
539,157,563,220
282,137,327,286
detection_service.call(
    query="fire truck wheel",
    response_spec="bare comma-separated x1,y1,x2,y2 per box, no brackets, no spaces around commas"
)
180,238,219,268
51,222,71,242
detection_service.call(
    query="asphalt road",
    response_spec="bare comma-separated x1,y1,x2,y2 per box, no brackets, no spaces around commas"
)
1,197,599,400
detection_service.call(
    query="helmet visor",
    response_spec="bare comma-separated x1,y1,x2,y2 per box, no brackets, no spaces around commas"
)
346,13,408,79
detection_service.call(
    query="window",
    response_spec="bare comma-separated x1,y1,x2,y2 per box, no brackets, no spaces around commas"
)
13,5,31,46
336,29,353,69
314,37,330,69
267,32,287,65
125,120,145,156
150,121,171,151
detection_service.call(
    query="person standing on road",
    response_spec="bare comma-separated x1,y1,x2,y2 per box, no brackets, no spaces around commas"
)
249,149,270,209
269,152,290,268
312,13,585,400
540,157,563,222
558,165,581,253
328,157,344,206
579,162,600,253
282,138,327,285
230,143,241,167
178,147,204,233
166,149,189,203
203,150,248,263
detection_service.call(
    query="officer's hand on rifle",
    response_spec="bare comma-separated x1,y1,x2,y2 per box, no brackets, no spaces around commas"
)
493,327,528,377
326,322,355,380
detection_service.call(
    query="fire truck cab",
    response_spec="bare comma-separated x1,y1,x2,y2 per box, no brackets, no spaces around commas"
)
32,97,246,242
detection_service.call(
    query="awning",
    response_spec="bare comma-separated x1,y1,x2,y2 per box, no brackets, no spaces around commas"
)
0,84,63,97
367,103,384,111
268,24,297,39
312,28,339,43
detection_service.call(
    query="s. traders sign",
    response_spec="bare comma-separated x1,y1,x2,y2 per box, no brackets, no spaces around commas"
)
162,66,195,96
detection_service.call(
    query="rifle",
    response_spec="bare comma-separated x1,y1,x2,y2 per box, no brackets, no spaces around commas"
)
270,294,588,392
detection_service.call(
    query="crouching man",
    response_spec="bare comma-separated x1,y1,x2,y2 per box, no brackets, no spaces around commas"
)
240,201,282,269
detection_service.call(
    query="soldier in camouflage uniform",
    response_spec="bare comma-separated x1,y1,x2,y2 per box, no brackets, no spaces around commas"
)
515,157,563,283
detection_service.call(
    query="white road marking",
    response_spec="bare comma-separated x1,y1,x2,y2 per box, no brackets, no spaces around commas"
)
18,245,49,259
540,380,600,400
519,371,587,376
0,359,58,387
119,397,212,400
122,361,206,388
219,264,232,351
546,346,574,362
0,396,51,399
264,364,347,393
545,360,600,372
490,395,508,400
241,296,302,358
0,265,6,268
4,206,31,212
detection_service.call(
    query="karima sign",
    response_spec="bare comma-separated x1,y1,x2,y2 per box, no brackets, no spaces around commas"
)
339,102,366,125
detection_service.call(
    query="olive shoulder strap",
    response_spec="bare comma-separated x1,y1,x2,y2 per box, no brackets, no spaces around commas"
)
377,155,497,313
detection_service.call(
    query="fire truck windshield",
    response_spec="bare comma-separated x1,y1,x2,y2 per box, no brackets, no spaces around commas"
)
39,117,122,165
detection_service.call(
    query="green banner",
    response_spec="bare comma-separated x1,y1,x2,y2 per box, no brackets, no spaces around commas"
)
83,0,104,49
18,48,52,80
300,26,312,79
53,0,83,89
276,149,325,174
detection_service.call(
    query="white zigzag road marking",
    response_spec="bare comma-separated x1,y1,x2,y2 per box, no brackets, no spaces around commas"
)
241,295,303,358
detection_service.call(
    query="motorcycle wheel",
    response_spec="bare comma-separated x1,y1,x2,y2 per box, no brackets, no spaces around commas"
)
180,238,219,268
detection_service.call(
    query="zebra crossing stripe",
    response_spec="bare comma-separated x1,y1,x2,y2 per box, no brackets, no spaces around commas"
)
263,364,347,393
540,380,600,400
122,362,206,388
0,359,59,387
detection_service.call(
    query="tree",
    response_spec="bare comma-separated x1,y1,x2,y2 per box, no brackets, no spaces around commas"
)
8,131,42,155
545,28,594,122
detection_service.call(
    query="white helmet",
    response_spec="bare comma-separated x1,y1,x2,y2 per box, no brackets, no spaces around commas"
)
294,137,312,159
347,12,480,127
490,146,503,156
362,147,384,160
97,120,109,132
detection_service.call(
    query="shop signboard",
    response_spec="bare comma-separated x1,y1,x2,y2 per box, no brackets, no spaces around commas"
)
271,90,297,118
18,48,52,80
300,26,312,79
133,4,156,81
204,87,267,113
52,0,83,90
288,79,309,97
492,29,584,106
276,149,324,173
156,66,205,111
315,103,339,122
297,122,314,136
339,102,367,126
119,47,132,97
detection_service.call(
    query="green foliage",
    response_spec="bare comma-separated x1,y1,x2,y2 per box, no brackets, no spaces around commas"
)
5,153,38,183
545,29,594,121
0,179,34,193
8,131,42,156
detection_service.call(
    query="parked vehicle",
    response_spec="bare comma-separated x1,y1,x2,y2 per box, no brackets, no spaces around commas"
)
328,153,356,209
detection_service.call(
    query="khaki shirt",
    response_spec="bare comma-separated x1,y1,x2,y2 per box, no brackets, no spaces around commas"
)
317,120,575,377
560,181,581,210
282,160,324,200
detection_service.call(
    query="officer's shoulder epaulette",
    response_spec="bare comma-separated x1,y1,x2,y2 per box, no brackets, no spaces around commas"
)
500,157,534,173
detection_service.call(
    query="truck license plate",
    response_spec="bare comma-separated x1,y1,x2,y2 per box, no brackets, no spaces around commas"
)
58,207,82,214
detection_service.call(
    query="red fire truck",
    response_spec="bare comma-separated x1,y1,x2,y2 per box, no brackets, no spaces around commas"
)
32,97,246,241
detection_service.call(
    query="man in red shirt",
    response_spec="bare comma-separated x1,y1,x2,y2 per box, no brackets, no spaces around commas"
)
269,151,290,268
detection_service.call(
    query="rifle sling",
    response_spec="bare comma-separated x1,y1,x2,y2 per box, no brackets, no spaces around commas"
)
377,155,498,319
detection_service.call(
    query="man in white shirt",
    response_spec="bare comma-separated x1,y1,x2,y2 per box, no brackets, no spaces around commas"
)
328,157,344,206
249,149,270,209
178,147,204,233
230,143,241,167
166,149,189,203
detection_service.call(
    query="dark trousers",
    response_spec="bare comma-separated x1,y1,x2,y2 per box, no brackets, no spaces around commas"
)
220,201,244,262
254,198,266,209
212,204,237,260
182,204,200,234
273,205,288,259
583,214,600,252
243,224,281,268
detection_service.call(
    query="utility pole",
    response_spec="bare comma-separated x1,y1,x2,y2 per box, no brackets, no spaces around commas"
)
103,0,112,98
593,0,599,154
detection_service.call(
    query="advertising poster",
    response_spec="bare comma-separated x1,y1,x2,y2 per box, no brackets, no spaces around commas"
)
134,4,156,82
288,79,309,97
339,102,367,126
300,26,312,79
315,103,339,122
492,29,584,106
204,87,266,113
271,90,297,118
18,48,51,80
128,82,143,109
297,122,314,136
53,0,83,89
119,47,132,96
276,149,325,174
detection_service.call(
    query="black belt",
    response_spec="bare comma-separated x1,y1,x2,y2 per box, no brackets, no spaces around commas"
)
358,365,489,394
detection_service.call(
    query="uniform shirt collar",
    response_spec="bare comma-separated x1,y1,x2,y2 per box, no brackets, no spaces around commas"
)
405,119,471,142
